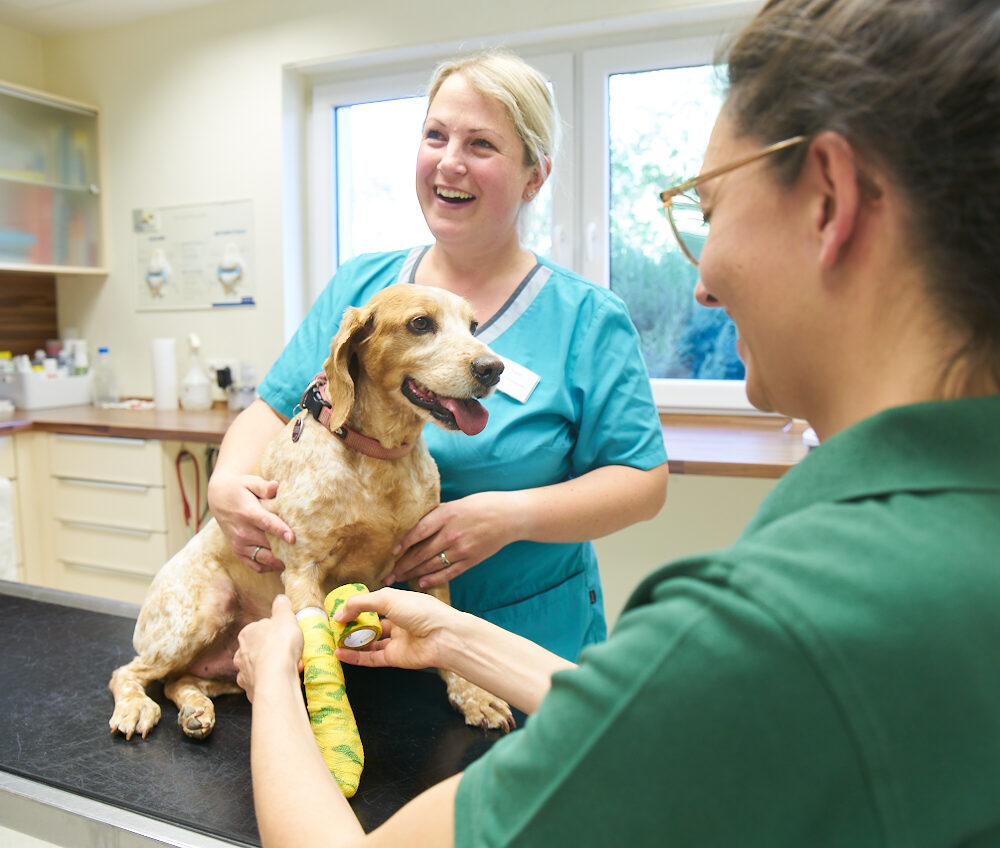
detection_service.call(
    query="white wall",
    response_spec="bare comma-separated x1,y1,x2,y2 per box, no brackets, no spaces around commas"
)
0,21,43,88
597,474,776,627
27,0,747,397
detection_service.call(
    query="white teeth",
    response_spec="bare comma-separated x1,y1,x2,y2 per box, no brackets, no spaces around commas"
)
437,188,474,200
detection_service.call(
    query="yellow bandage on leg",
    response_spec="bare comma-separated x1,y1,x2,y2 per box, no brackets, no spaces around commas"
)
297,608,363,797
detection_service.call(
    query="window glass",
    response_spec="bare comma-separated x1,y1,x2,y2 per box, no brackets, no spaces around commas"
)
608,64,744,381
334,96,430,263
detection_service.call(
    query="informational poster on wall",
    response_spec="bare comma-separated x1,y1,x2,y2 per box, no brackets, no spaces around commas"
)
134,199,255,311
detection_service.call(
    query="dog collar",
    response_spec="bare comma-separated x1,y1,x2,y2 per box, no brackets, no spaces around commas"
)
297,374,415,461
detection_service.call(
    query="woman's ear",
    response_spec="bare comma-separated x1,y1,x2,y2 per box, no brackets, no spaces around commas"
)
523,156,550,202
808,132,867,269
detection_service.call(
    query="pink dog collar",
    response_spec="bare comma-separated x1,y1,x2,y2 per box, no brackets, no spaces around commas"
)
298,374,415,461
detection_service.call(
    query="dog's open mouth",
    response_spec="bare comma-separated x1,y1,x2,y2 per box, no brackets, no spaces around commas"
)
402,377,489,436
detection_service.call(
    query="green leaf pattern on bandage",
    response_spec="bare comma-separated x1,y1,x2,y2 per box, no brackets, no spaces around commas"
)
331,743,363,767
303,664,342,683
310,705,353,725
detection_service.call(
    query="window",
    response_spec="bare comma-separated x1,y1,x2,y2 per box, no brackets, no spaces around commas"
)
607,65,743,385
304,15,756,412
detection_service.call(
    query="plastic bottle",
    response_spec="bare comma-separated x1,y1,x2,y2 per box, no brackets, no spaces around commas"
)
92,347,119,406
180,333,212,411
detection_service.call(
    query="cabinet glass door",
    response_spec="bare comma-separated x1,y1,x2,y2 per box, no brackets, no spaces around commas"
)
0,84,104,271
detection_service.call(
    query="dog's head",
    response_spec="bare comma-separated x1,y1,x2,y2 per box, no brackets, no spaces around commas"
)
323,283,504,436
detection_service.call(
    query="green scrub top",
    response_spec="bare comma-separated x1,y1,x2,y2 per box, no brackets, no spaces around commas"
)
456,394,1000,845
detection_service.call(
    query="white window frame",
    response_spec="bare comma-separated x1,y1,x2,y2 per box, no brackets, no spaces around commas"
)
298,3,762,414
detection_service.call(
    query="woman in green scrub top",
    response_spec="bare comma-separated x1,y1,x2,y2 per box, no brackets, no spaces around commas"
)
208,51,669,660
236,0,1000,845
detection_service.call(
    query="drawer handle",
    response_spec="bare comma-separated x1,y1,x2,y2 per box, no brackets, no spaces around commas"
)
58,559,150,580
59,519,154,538
56,477,150,493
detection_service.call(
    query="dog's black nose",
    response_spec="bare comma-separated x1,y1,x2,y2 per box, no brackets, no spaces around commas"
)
471,356,504,387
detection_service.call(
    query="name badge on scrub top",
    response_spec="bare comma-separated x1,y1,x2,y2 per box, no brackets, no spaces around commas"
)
495,355,539,403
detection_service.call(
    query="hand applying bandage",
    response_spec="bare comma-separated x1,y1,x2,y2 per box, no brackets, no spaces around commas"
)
296,583,382,797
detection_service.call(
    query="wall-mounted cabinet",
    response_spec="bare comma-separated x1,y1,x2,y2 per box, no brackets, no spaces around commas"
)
0,80,107,275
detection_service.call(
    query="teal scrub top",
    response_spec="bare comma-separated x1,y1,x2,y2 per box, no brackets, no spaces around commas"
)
258,248,667,660
456,394,1000,845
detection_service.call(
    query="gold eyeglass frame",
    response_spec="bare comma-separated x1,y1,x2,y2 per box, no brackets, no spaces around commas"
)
659,135,808,266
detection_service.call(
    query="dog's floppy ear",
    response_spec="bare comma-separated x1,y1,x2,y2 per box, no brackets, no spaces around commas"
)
322,305,374,430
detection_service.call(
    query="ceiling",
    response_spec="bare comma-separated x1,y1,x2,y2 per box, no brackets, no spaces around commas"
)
0,0,225,35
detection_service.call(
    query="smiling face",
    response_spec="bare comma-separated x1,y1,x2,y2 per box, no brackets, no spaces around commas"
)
694,112,817,417
416,73,542,254
323,284,504,440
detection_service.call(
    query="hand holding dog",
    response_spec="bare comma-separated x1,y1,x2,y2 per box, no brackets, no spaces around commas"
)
208,468,295,572
386,491,521,588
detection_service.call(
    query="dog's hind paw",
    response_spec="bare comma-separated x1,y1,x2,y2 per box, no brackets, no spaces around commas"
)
110,696,162,740
466,698,516,734
177,704,215,740
443,672,516,733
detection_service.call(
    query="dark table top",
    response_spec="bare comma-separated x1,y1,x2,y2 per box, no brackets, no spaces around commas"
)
0,582,518,846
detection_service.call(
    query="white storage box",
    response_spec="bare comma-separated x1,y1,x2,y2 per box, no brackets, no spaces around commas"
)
0,371,93,410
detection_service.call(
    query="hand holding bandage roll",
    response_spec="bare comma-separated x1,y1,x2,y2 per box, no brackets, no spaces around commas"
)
325,583,382,648
297,584,380,797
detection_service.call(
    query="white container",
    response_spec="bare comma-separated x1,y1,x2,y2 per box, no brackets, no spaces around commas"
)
180,359,212,410
0,371,93,410
92,347,119,406
179,334,212,411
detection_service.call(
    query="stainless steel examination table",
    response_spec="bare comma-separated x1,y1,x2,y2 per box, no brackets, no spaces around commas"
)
0,581,518,847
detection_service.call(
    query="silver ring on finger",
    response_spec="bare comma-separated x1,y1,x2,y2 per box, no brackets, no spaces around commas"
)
251,545,262,563
438,551,451,568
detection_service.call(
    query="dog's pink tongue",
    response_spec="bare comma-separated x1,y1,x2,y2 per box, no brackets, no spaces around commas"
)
439,397,489,436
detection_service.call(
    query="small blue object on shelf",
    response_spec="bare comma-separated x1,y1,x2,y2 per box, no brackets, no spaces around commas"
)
0,229,37,262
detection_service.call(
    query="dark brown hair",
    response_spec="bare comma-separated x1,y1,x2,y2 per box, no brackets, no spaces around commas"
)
722,0,1000,389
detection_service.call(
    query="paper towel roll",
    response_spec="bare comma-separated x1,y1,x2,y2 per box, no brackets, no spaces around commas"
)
151,337,178,411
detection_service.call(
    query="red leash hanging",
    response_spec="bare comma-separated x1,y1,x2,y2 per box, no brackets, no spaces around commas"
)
175,449,201,533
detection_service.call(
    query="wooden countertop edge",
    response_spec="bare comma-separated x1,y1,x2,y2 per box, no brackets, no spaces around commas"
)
24,419,227,444
1,406,811,478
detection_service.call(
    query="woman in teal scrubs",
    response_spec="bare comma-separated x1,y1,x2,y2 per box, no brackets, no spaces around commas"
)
209,51,668,660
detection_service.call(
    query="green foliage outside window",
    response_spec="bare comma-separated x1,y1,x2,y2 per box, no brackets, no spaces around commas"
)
608,64,745,381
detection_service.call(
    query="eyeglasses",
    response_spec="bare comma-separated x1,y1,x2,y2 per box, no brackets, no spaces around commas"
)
659,135,808,267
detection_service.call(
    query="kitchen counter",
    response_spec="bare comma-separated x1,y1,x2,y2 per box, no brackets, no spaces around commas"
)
0,405,810,477
0,580,517,847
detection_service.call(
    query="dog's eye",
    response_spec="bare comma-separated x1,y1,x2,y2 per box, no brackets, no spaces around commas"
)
470,321,479,335
407,315,434,334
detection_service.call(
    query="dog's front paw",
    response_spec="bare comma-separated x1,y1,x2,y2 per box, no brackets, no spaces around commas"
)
442,670,516,733
110,696,162,740
177,703,216,740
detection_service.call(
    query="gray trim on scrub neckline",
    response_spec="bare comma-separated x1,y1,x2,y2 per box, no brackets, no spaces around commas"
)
397,245,549,344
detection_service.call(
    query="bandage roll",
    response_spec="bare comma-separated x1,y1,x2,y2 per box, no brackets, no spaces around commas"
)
325,583,382,649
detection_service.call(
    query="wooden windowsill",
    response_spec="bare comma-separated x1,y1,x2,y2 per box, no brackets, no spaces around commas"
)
660,412,810,479
0,405,811,479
